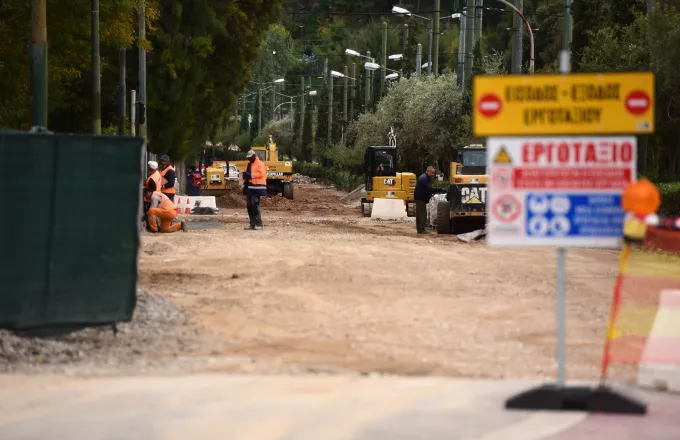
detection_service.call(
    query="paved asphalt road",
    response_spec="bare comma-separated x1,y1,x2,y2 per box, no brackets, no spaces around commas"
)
0,374,678,440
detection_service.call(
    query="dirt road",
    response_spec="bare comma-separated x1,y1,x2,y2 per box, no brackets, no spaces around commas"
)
1,184,625,380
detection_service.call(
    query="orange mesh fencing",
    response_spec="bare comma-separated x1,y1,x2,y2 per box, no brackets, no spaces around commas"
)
601,229,680,377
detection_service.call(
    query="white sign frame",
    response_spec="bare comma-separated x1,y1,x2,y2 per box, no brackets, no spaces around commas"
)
487,136,637,248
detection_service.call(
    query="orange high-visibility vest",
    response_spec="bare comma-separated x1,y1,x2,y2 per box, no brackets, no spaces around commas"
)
250,158,267,186
160,165,176,194
144,171,162,202
151,191,176,212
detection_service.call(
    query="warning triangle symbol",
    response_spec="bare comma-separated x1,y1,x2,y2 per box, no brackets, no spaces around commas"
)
494,147,512,164
466,196,482,204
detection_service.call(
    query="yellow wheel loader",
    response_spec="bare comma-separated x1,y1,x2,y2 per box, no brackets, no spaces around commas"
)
436,145,487,234
360,128,417,217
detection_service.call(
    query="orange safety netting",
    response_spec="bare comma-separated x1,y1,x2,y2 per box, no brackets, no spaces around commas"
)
601,226,680,377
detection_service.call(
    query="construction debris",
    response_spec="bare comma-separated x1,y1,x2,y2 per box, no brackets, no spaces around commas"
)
456,228,487,243
291,174,317,184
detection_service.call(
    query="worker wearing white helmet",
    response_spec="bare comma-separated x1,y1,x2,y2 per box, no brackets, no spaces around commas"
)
144,161,162,213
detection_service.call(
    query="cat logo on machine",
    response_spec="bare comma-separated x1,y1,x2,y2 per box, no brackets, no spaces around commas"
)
461,186,487,204
267,172,284,177
383,178,396,186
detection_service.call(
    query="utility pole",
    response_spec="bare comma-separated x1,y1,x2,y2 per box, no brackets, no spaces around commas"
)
433,0,440,76
258,89,262,133
427,21,433,73
138,0,147,141
241,93,246,121
416,43,422,77
349,63,356,121
475,0,484,44
343,65,348,122
402,24,409,75
118,49,126,135
380,22,387,97
30,0,48,128
512,0,524,73
323,58,328,84
131,90,136,136
328,74,333,145
457,8,466,87
366,51,372,110
270,81,275,122
299,77,305,149
91,0,101,134
464,0,475,87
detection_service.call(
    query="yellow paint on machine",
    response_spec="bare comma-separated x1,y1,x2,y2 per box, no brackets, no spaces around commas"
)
473,72,655,136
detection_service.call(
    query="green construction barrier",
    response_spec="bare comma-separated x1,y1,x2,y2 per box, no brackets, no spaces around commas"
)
0,131,143,334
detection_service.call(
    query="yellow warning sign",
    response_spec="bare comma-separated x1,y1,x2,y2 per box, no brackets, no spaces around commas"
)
464,196,482,204
494,147,512,164
473,72,655,136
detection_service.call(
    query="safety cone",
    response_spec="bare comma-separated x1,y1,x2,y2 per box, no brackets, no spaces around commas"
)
175,196,182,214
184,197,192,214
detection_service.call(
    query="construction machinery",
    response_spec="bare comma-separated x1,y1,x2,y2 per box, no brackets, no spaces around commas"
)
201,159,233,197
436,144,487,234
232,136,294,199
360,128,417,217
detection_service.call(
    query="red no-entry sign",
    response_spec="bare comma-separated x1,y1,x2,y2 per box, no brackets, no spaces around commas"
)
477,93,502,118
625,90,651,115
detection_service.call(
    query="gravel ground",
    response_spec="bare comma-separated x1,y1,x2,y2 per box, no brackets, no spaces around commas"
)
1,184,633,381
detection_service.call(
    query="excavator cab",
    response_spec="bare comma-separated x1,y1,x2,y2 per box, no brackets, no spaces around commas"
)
361,144,416,217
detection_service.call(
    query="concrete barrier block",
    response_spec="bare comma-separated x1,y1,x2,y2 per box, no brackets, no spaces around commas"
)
371,198,407,220
637,289,680,392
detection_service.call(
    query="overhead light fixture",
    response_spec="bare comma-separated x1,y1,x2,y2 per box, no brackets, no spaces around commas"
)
273,78,285,83
330,70,344,78
392,6,411,15
345,49,361,57
272,50,277,55
364,62,380,71
388,54,404,61
421,62,429,68
308,90,317,96
386,73,399,80
451,13,461,19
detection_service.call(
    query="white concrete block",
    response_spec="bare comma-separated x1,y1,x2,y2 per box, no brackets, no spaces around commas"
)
371,198,407,220
637,289,680,392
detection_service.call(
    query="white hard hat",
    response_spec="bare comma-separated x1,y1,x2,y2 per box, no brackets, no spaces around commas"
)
148,160,158,170
246,150,256,158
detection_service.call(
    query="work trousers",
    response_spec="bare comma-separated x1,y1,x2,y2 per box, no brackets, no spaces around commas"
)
416,200,428,233
162,193,175,202
148,208,182,233
247,195,263,227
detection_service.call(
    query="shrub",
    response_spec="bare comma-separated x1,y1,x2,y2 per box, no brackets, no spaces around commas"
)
296,162,363,192
659,182,680,216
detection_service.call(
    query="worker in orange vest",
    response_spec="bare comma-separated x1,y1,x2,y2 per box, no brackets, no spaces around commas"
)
242,150,267,230
159,154,176,201
144,161,162,212
143,189,188,233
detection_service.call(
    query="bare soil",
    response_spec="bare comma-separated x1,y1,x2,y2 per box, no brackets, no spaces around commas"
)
1,184,630,381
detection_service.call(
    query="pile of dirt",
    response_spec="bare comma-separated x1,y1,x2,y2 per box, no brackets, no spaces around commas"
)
291,174,317,184
261,195,295,210
339,184,366,208
217,192,247,209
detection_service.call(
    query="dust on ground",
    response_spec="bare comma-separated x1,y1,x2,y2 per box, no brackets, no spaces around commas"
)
1,183,633,381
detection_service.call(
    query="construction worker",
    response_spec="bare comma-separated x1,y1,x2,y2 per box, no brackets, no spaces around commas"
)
159,154,176,201
144,161,162,213
143,189,188,233
242,149,267,230
414,165,444,234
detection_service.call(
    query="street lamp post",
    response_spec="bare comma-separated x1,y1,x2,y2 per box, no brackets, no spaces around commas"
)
392,6,433,74
495,0,534,74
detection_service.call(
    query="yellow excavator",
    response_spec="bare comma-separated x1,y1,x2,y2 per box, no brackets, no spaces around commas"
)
436,144,487,234
360,128,417,217
231,136,295,199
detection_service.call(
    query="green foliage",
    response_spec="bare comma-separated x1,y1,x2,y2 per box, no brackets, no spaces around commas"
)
579,7,680,178
214,118,241,146
347,73,472,174
235,132,252,151
260,117,295,159
659,182,680,216
296,162,364,192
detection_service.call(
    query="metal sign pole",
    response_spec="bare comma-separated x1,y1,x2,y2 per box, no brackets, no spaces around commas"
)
556,247,566,385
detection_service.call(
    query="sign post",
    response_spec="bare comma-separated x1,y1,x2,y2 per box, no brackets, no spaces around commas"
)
477,69,653,414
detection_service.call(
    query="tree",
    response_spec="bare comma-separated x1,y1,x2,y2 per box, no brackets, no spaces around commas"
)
580,6,680,178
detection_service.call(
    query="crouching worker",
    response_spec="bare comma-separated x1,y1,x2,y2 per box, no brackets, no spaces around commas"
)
143,189,188,233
